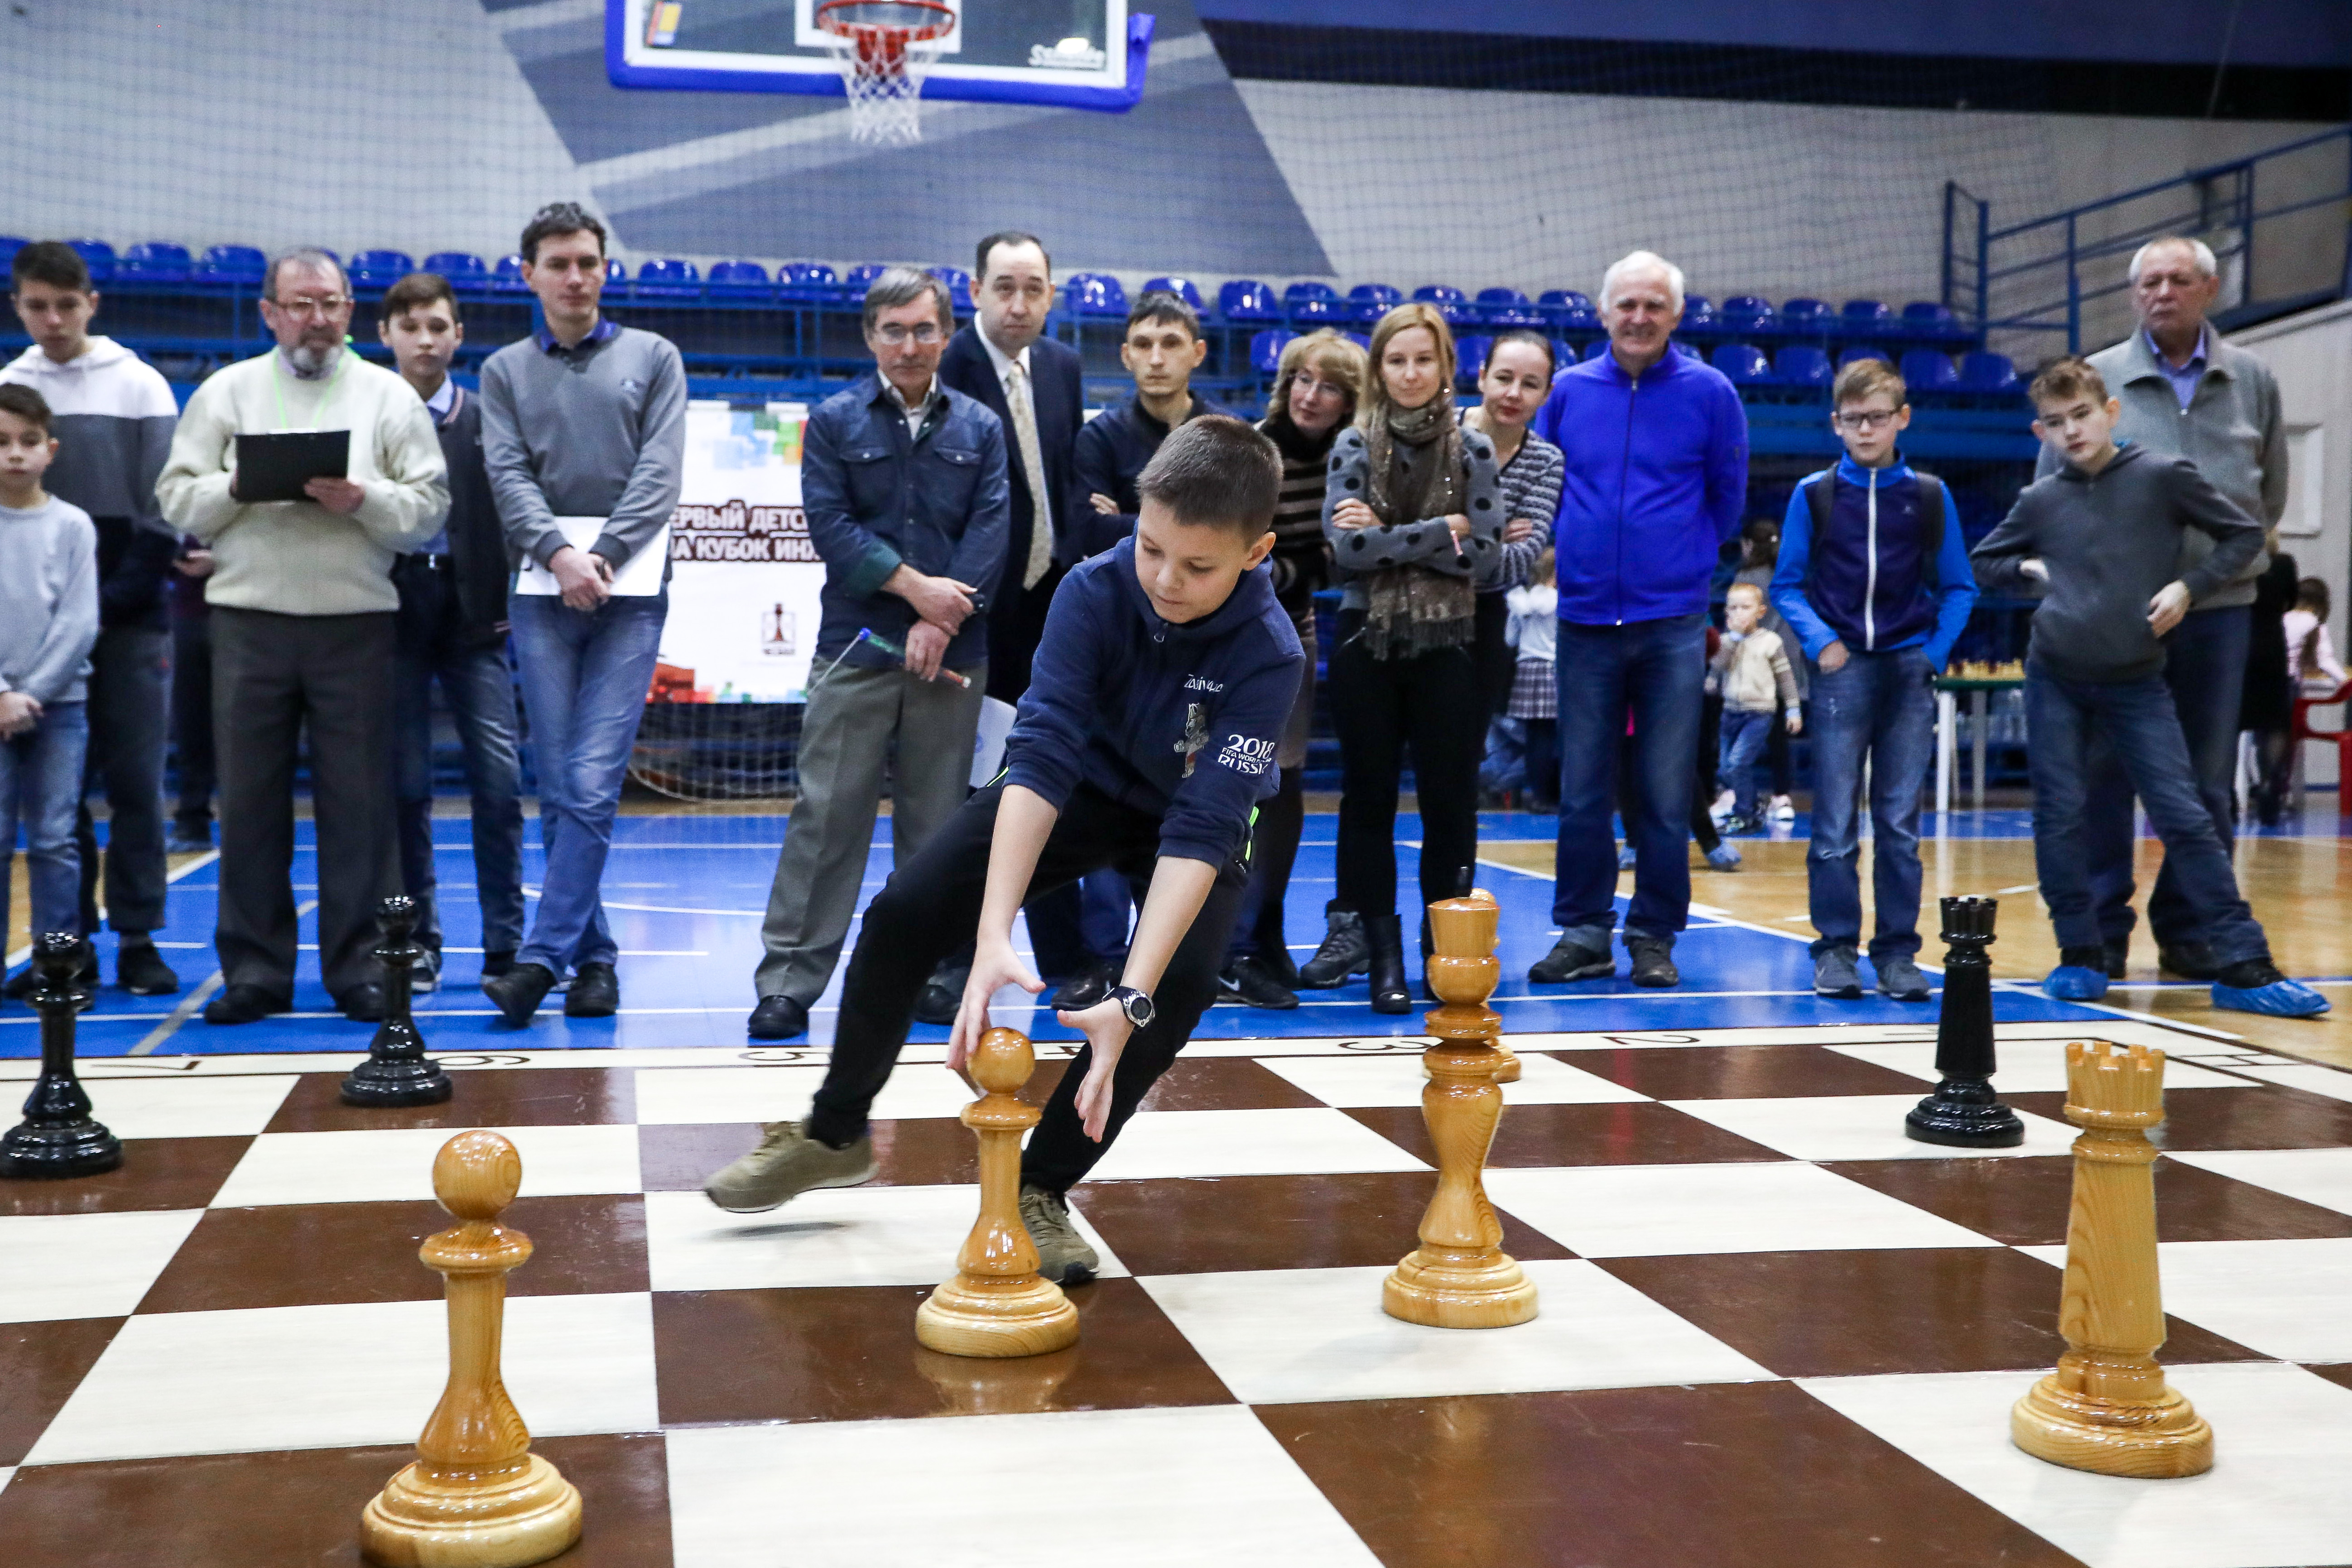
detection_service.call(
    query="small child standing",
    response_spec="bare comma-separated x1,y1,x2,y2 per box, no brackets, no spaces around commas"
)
2285,577,2346,695
0,383,100,1005
1710,582,1799,832
1505,544,1558,812
1972,356,2325,1017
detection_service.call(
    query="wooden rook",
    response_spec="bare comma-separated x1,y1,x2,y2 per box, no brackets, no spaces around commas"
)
1,933,121,1180
1904,895,2023,1148
342,895,453,1107
361,1130,582,1567
2011,1040,2213,1478
915,1027,1081,1358
1384,889,1539,1329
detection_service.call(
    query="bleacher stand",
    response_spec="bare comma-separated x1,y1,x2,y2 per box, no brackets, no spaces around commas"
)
119,242,192,284
1145,275,1205,312
1538,289,1596,329
1217,278,1280,322
1720,294,1775,333
1780,297,1833,332
1712,343,1770,385
1900,349,1960,393
1249,327,1296,376
1958,350,2020,392
1841,298,1893,337
1454,334,1493,382
491,254,531,294
1063,271,1125,316
927,265,973,311
635,259,702,299
1474,287,1542,327
423,252,491,294
1411,284,1469,324
1284,281,1341,323
1773,345,1833,386
350,250,416,290
67,240,116,282
777,262,838,302
1345,283,1401,323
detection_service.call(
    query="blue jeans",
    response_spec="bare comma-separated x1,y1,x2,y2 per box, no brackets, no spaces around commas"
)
510,593,666,974
1554,613,1706,946
396,631,528,957
1806,647,1935,960
1717,708,1773,818
2024,660,2267,966
2,701,89,949
2082,606,2249,950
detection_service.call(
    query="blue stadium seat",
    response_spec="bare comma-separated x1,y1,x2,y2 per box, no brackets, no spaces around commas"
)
1455,334,1493,380
1678,293,1717,334
1781,297,1834,332
1837,345,1891,368
776,262,839,302
423,252,490,294
706,260,774,299
1900,349,1960,392
1958,350,2020,392
1249,328,1297,376
198,245,267,286
1549,338,1578,371
66,240,116,283
603,259,629,289
1064,272,1127,317
636,258,700,298
1901,300,1963,341
491,254,531,296
1583,339,1614,363
118,242,192,284
929,265,973,311
1720,294,1775,332
1537,289,1597,330
0,236,27,265
1284,281,1340,323
1841,298,1893,337
1672,340,1701,361
1712,343,1769,385
1412,284,1469,324
1218,279,1280,322
1144,275,1205,312
1772,346,1832,387
842,264,890,301
1345,283,1402,324
1343,332,1371,353
1474,287,1540,327
350,250,415,290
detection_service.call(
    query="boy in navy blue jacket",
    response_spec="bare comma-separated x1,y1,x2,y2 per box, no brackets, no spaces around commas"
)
703,418,1301,1282
1770,359,1977,1003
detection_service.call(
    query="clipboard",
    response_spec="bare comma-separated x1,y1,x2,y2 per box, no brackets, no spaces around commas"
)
514,516,671,597
233,430,350,504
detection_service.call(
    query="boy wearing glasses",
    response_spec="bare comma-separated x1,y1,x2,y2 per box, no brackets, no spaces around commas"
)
743,267,1010,1039
1971,356,2323,1017
1770,359,1976,1002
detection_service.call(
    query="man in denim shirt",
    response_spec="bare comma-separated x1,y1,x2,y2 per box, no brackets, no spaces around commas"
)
748,268,1010,1038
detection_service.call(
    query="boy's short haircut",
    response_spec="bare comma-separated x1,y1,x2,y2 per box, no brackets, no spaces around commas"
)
1136,415,1280,539
1485,328,1555,375
1833,356,1907,408
0,382,54,432
10,241,89,296
2029,355,2109,409
1726,579,1764,603
519,202,607,263
1126,289,1200,340
380,272,459,323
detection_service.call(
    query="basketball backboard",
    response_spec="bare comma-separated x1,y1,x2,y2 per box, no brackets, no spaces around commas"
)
607,0,1154,111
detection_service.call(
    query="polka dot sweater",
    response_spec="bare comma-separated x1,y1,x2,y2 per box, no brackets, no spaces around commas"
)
1320,420,1503,611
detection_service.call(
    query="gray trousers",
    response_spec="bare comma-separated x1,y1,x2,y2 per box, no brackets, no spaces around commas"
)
755,658,985,1003
75,624,172,935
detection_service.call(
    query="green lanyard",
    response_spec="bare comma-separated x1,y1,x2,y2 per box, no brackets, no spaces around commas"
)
269,342,350,433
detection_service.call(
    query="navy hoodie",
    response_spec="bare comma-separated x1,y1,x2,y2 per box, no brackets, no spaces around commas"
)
1004,537,1303,866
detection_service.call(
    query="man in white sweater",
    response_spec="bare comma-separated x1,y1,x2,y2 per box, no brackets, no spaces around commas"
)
156,248,448,1024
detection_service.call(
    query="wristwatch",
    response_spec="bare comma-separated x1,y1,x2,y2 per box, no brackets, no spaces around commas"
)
1107,985,1155,1031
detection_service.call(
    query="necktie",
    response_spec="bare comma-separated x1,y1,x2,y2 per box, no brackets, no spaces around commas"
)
1005,359,1053,591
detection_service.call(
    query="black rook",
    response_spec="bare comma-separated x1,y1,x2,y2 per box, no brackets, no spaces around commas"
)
1904,895,2024,1148
340,896,454,1107
1,933,123,1179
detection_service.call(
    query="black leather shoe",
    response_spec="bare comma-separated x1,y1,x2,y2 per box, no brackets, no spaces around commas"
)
565,961,620,1018
338,981,389,1023
1050,957,1121,1012
1298,901,1368,988
484,962,557,1025
1530,934,1613,983
1627,936,1679,988
1364,913,1412,1015
912,958,968,1026
2158,942,2221,981
1218,952,1299,1010
481,948,517,980
203,983,291,1025
748,993,810,1039
116,941,181,996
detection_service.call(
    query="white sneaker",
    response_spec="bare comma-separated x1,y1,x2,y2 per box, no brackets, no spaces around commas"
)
1709,789,1735,822
1770,795,1795,823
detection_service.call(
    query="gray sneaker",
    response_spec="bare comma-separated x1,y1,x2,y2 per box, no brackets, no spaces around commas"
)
1019,1184,1100,1285
1876,953,1933,1001
1814,947,1864,999
702,1121,876,1213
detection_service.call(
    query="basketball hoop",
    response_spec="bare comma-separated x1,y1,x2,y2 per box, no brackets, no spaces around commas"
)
816,0,955,145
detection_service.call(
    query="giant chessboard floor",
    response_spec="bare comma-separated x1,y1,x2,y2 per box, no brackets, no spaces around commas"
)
10,1020,2352,1567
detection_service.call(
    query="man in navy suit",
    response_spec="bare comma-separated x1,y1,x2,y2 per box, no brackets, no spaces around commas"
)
916,231,1094,1020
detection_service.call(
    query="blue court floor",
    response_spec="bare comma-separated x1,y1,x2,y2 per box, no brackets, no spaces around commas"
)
2,808,2173,1061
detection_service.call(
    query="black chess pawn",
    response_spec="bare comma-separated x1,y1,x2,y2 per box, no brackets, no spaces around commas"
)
340,896,453,1107
1904,895,2024,1148
2,932,122,1178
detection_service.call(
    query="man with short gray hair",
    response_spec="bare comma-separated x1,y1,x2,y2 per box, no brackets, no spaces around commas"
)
2040,234,2286,981
745,266,1010,1039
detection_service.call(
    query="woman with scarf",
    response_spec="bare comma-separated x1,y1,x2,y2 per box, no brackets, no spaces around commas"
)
1306,303,1502,1013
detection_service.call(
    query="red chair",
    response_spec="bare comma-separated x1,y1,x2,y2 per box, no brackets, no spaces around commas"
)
2291,679,2352,816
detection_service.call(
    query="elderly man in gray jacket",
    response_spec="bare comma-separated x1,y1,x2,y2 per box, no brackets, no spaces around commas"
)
2033,235,2286,982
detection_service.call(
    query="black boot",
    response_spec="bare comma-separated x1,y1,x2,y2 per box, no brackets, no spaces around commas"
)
1298,901,1368,988
1365,914,1411,1015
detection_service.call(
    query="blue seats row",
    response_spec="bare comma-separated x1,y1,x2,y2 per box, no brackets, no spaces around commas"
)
1705,342,2019,392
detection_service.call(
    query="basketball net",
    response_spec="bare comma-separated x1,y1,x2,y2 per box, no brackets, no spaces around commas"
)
818,0,952,146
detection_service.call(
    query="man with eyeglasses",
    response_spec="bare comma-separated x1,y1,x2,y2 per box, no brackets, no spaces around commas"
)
745,267,1009,1039
2036,235,2286,985
156,247,450,1024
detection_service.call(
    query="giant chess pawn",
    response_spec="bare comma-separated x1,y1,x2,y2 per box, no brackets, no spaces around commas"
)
361,1130,582,1567
1904,895,2023,1147
1384,890,1538,1330
342,895,453,1107
2011,1040,2213,1478
915,1027,1082,1358
1,932,121,1179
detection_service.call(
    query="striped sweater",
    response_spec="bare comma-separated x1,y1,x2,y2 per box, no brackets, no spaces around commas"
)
1487,429,1563,594
1260,416,1337,614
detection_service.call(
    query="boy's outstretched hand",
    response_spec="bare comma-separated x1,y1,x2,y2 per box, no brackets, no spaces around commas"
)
946,938,1043,1071
2148,580,2191,638
1056,997,1134,1142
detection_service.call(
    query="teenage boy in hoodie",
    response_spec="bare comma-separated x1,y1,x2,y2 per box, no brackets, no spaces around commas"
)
4,241,182,999
1772,357,1977,1003
1972,356,2324,1017
703,417,1300,1286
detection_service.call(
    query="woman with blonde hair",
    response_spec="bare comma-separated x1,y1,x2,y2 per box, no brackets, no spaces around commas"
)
1218,330,1367,1010
1299,303,1502,1013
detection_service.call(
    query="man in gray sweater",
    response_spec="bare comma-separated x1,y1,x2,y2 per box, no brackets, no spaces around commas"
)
479,203,687,1027
1974,356,2322,1019
2037,236,2287,981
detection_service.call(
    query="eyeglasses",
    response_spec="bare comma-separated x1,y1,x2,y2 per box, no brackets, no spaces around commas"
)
271,295,351,317
1833,409,1900,432
873,322,943,346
